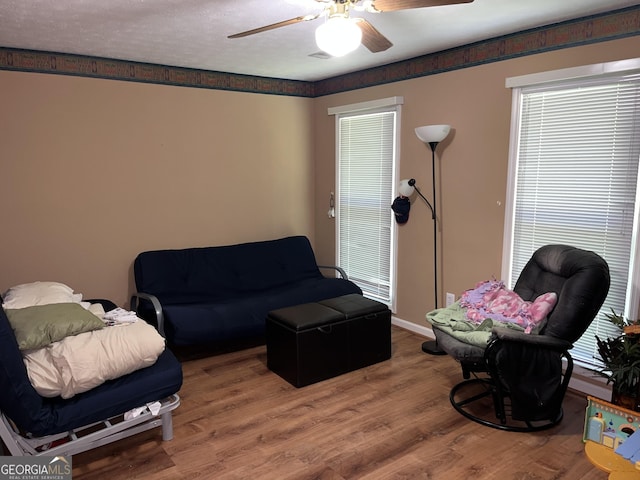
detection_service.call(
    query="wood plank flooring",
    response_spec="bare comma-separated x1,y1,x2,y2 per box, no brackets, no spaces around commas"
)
71,327,607,479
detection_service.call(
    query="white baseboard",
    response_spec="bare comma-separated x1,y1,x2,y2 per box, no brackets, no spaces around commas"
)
391,316,611,399
391,316,435,339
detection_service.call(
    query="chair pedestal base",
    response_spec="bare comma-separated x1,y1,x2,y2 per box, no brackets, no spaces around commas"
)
449,378,563,432
421,340,447,355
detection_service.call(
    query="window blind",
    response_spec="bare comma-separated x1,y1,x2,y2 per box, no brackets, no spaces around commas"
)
509,74,640,368
337,110,396,305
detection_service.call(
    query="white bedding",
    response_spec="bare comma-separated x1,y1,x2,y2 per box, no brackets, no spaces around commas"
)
23,319,166,399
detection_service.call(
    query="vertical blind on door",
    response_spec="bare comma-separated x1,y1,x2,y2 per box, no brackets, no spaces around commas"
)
337,111,396,305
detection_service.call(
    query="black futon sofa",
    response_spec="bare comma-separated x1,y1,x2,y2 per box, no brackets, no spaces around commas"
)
131,236,362,346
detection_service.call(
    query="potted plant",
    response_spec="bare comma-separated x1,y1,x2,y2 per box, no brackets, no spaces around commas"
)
595,310,640,411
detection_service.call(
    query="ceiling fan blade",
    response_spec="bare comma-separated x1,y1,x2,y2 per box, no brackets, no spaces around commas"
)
372,0,473,12
228,14,319,39
356,19,393,53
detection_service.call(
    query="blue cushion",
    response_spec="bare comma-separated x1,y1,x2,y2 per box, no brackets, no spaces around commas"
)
134,236,324,301
0,305,183,437
163,301,268,346
134,235,363,346
37,349,183,436
0,306,46,433
163,278,362,346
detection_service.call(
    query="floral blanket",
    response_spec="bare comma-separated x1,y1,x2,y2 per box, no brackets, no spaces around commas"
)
426,280,557,347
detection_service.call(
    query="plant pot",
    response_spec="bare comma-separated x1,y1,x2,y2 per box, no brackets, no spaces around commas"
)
612,385,640,412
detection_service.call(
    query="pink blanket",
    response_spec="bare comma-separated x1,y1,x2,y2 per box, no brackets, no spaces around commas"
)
459,280,557,334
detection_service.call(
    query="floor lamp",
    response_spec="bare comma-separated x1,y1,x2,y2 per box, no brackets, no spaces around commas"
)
411,124,451,355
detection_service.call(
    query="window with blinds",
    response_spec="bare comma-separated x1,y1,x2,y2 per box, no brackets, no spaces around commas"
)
504,70,640,369
332,101,401,309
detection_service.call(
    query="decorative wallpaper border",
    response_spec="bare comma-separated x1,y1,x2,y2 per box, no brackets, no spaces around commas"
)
0,50,315,97
315,5,640,96
1,5,639,98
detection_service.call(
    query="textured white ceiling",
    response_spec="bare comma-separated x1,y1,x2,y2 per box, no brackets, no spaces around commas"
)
0,0,638,81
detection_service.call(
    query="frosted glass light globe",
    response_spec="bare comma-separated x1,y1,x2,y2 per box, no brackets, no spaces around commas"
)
315,17,362,57
398,179,415,197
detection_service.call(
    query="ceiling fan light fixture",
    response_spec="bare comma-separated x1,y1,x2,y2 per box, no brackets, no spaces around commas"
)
315,16,362,57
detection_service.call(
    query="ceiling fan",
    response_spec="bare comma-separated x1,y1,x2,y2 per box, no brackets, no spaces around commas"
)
228,0,474,57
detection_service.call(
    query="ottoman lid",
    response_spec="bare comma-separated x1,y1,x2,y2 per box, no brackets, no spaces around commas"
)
319,294,388,319
268,302,344,331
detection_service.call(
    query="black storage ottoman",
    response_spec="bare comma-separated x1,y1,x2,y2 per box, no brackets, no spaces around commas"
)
266,294,391,387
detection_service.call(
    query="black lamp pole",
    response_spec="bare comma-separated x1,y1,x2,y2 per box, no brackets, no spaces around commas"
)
428,141,439,310
410,124,451,356
421,141,446,355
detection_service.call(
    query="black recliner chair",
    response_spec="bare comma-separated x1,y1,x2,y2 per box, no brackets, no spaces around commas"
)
431,244,610,431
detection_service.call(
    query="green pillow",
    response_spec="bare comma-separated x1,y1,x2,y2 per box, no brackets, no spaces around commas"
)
5,303,105,351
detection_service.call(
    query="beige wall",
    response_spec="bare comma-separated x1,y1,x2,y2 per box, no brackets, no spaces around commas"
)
313,36,640,328
2,36,639,324
0,72,315,306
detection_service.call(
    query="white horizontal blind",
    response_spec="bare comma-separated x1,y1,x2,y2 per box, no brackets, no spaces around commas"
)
337,110,396,305
509,74,640,368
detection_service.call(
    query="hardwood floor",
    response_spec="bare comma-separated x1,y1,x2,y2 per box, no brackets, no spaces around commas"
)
72,327,606,479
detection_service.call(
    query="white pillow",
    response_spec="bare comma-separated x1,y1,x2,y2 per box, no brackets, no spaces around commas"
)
2,281,79,309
